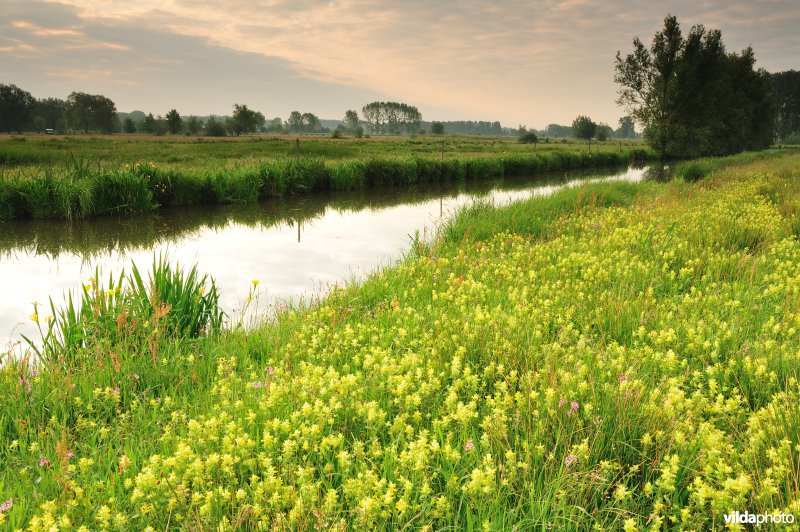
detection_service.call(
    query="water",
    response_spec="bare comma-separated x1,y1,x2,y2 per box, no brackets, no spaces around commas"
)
0,165,668,354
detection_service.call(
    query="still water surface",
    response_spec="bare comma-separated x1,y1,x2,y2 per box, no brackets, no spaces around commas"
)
0,165,667,353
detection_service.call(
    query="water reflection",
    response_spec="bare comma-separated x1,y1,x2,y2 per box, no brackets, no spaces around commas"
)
1,164,669,352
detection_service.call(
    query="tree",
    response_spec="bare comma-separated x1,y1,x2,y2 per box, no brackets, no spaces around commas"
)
287,111,303,134
615,14,775,157
343,110,360,133
301,112,320,133
140,113,156,134
360,101,422,135
595,123,613,141
229,104,265,136
518,131,538,143
165,109,182,134
431,121,444,134
616,116,636,138
64,92,117,134
0,84,35,133
205,116,227,136
34,97,65,132
768,70,800,141
572,115,597,142
122,117,137,133
185,116,202,135
266,117,284,133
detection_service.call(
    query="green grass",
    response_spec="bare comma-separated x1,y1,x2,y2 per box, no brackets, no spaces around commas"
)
2,152,799,529
0,135,653,220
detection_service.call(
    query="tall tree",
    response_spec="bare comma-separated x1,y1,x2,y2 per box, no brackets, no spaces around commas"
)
615,14,775,157
769,70,800,141
33,97,66,132
165,109,182,134
64,92,117,134
616,116,636,138
0,84,35,133
343,110,360,133
185,116,202,135
287,111,303,134
572,115,597,142
229,104,265,136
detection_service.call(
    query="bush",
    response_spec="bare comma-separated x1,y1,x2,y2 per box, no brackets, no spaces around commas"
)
518,131,538,144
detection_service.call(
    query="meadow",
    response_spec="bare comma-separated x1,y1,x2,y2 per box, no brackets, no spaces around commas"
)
1,150,799,529
0,134,651,221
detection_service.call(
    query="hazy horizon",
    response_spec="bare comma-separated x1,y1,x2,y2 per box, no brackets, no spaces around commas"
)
2,0,798,129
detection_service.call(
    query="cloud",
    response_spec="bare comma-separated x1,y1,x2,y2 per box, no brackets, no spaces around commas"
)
3,0,799,126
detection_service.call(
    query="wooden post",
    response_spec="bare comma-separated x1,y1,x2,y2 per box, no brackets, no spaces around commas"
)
295,138,301,157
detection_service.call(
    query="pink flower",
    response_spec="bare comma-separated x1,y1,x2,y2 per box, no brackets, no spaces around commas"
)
66,451,75,459
570,401,579,412
39,456,50,468
251,381,263,389
564,453,576,467
465,439,474,452
0,498,12,512
558,399,567,407
618,374,627,382
266,366,275,375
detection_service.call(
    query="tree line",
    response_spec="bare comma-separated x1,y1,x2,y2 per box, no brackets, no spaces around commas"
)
614,14,781,158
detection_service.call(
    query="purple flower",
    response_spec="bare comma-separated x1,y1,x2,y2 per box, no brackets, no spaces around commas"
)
0,498,12,512
39,456,50,468
570,401,579,412
564,453,577,467
465,439,474,452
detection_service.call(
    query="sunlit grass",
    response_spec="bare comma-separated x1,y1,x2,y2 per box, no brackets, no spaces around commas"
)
1,152,799,529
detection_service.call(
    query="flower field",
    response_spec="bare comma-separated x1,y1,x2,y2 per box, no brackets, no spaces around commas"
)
1,152,799,529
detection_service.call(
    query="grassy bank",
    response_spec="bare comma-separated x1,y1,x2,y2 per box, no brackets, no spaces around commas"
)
0,135,651,221
2,152,799,529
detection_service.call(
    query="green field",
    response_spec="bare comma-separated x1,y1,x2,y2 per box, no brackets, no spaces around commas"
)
0,134,651,221
1,151,798,529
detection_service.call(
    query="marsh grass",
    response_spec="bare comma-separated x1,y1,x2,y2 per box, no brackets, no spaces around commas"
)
0,136,655,220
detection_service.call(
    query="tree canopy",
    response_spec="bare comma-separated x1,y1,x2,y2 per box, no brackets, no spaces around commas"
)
615,14,775,158
228,104,265,136
769,70,800,141
0,84,35,133
572,116,597,141
361,101,422,135
64,92,117,134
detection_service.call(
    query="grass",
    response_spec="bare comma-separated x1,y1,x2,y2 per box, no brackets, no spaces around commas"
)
1,151,799,529
0,135,653,221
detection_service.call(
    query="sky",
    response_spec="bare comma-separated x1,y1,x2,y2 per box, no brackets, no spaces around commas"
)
1,0,798,129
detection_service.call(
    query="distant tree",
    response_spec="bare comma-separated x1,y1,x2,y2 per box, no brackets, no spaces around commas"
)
546,123,572,137
343,110,360,133
431,121,444,135
301,112,320,133
361,101,422,135
205,116,227,136
595,123,613,141
616,116,636,138
518,131,538,143
140,113,156,134
287,111,303,133
229,104,265,136
266,117,284,133
0,84,35,133
64,92,117,134
165,109,182,134
185,115,202,135
122,117,137,133
331,128,342,138
34,97,65,132
152,115,168,136
769,70,800,141
353,125,364,138
32,115,46,133
572,115,597,142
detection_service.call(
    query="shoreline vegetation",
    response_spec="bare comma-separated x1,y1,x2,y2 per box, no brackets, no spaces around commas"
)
0,135,653,221
1,151,799,529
